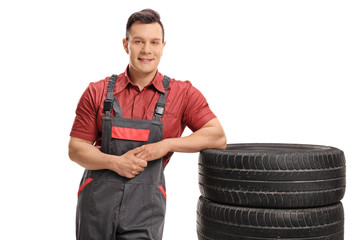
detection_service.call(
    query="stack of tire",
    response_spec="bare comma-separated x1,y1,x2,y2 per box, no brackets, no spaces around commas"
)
197,143,346,240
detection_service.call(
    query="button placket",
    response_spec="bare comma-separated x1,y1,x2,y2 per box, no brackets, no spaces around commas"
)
132,92,142,119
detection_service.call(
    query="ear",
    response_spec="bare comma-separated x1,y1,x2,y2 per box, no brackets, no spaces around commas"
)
122,38,129,54
160,41,166,56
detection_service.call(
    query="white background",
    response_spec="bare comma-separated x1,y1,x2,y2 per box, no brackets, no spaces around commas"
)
1,0,359,239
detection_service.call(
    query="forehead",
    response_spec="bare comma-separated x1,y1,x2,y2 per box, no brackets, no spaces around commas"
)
128,21,163,40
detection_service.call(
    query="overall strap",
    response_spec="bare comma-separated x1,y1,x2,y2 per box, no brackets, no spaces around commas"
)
103,75,122,117
101,74,121,154
153,75,171,121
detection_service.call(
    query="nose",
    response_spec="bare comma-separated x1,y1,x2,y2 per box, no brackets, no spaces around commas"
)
141,42,151,54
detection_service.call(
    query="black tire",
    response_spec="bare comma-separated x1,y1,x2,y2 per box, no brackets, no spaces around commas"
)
199,143,346,208
197,196,344,240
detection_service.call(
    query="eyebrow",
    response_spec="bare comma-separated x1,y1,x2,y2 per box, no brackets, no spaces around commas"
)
133,36,162,41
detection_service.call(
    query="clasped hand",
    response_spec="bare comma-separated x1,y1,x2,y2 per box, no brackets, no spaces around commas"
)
112,140,170,178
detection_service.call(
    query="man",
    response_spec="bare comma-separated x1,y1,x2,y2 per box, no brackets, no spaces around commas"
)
69,8,226,240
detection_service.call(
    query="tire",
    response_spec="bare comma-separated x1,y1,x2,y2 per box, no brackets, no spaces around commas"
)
197,196,344,240
199,143,346,208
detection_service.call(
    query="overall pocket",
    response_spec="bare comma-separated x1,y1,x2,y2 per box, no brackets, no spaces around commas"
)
77,178,94,195
151,184,167,239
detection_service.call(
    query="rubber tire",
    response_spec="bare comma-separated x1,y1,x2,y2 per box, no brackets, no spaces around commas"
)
199,143,346,208
197,196,344,240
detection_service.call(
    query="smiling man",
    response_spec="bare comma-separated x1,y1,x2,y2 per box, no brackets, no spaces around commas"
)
124,21,164,88
68,9,226,240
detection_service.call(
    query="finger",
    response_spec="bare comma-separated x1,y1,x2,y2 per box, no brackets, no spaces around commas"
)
138,160,148,168
132,146,144,154
135,165,144,172
126,173,135,179
136,149,148,157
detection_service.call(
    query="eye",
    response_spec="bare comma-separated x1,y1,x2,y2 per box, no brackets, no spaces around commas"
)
133,39,145,45
152,41,160,45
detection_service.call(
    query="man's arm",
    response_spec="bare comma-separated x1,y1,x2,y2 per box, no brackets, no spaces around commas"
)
69,118,226,177
134,118,227,161
68,137,148,178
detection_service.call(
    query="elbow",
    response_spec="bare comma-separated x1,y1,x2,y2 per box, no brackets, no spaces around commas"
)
211,131,227,150
218,134,227,150
68,143,76,162
210,121,227,150
68,138,79,162
215,119,227,150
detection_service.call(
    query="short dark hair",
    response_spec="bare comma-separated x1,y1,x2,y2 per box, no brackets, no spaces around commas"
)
126,9,165,42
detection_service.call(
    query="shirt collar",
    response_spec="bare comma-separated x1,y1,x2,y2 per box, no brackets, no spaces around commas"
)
114,65,166,94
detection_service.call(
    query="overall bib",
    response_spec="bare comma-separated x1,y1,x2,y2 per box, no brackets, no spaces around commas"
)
76,75,170,240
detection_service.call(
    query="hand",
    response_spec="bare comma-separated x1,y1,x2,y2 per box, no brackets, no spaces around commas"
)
134,140,171,162
110,148,148,178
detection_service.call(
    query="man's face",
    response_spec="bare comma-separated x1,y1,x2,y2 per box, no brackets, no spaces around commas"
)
123,21,166,78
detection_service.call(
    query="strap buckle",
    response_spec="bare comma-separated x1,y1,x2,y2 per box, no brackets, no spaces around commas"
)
103,99,113,113
154,103,165,116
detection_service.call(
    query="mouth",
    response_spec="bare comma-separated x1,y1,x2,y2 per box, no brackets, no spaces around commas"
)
138,58,154,63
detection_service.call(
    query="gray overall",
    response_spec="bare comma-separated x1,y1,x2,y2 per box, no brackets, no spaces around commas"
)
76,74,170,240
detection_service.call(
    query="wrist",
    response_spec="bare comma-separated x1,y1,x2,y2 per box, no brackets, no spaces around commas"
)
104,153,117,171
163,138,175,152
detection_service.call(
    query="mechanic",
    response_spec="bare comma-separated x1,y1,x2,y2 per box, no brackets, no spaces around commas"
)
68,8,226,240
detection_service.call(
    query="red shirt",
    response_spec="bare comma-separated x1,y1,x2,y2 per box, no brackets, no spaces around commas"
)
70,67,216,167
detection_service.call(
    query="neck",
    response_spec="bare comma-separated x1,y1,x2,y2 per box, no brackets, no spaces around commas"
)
128,67,157,91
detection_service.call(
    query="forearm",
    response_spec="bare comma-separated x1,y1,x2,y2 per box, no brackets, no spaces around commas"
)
68,137,113,170
69,137,148,178
165,118,227,153
133,118,226,162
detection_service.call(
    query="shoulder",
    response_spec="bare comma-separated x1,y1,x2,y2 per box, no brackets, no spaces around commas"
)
168,77,191,88
77,73,125,112
167,77,197,94
168,77,205,100
86,72,125,97
87,75,109,93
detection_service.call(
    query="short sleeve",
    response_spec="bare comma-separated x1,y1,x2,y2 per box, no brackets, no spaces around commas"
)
70,83,99,141
182,83,216,132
